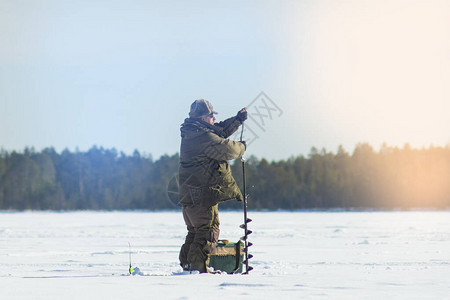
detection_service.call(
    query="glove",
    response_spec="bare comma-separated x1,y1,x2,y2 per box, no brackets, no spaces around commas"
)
236,109,248,123
240,141,247,150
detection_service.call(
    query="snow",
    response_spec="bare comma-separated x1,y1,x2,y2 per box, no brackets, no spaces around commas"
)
1,211,449,299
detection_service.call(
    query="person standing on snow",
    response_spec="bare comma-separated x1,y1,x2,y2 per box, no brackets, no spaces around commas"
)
178,99,247,273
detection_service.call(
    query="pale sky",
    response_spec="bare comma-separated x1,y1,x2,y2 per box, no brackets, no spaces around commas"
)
1,0,449,160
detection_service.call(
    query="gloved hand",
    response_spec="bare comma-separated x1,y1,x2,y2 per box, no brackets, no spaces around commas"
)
240,141,247,150
236,108,247,123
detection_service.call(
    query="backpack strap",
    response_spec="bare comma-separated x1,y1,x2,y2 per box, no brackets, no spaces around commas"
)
231,241,242,274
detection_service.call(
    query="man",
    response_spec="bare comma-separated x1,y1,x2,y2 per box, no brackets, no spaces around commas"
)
178,99,247,273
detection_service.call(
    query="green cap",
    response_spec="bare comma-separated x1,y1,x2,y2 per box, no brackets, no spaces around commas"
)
189,99,218,118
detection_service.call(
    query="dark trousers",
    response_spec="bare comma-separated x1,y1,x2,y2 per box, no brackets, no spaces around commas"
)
179,204,220,273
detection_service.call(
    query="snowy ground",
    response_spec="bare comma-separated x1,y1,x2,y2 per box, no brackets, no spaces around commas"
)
1,211,449,299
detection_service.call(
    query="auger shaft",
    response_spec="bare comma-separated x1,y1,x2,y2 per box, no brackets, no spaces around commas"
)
240,123,253,274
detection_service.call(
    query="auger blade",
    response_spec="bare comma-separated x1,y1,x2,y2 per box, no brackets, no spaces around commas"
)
239,224,245,229
240,235,247,241
246,230,253,235
243,258,253,265
243,254,253,265
247,242,253,247
247,266,254,272
246,218,252,223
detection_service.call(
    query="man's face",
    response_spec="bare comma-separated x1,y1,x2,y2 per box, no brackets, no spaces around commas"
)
202,114,215,125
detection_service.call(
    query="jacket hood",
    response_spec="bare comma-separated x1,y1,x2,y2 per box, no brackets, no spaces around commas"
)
180,118,226,139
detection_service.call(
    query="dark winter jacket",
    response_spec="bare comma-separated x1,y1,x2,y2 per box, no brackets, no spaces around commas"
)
178,116,245,208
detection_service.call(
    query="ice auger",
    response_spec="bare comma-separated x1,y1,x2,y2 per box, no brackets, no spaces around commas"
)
240,123,253,274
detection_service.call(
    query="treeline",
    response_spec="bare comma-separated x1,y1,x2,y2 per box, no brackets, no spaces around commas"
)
0,144,449,210
0,147,177,210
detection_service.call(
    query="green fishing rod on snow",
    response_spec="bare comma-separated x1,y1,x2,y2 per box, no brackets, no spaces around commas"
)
128,242,141,275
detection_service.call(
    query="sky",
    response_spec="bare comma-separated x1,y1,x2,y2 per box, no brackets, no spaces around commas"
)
1,0,449,160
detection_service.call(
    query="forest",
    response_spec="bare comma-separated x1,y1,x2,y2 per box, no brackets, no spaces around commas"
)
0,143,449,210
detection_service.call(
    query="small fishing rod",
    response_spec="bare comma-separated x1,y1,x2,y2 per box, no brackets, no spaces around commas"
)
128,242,132,273
128,242,141,275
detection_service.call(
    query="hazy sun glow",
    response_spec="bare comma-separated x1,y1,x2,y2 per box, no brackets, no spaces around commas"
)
292,0,450,149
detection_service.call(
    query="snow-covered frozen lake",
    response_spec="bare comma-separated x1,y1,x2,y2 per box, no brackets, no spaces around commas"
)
1,211,449,299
